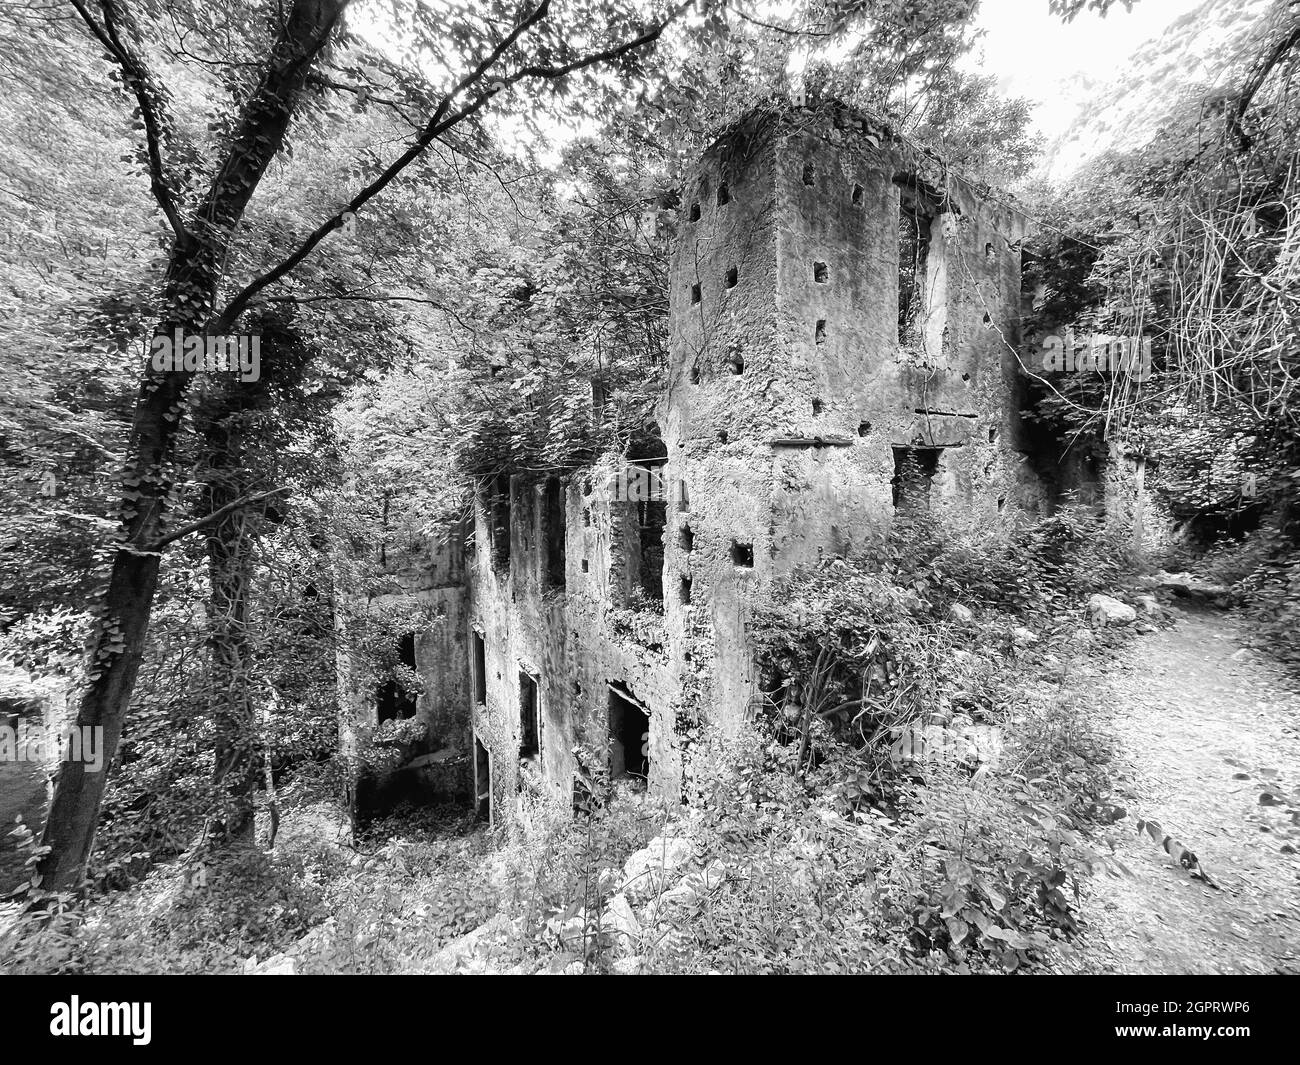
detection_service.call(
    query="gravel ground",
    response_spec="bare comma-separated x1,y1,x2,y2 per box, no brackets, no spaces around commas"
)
1061,605,1300,975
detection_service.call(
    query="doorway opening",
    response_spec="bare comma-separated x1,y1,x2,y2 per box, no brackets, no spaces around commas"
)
608,682,650,781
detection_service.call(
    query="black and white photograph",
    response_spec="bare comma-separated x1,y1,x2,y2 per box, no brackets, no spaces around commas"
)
0,0,1295,1028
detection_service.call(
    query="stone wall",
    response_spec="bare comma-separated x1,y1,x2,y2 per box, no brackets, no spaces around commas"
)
335,529,474,809
657,105,1042,741
466,459,683,820
346,103,1048,820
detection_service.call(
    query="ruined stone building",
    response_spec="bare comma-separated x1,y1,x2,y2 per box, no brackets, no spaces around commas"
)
340,103,1056,822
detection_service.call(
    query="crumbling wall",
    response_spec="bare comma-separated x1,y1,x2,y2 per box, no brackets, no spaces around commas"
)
466,462,682,818
659,104,1043,739
416,103,1048,819
335,527,473,809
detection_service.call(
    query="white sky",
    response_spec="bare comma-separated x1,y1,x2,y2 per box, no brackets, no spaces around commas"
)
350,0,1217,162
965,0,1208,138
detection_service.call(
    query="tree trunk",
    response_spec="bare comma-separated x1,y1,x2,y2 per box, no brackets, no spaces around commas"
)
36,0,347,894
201,402,264,844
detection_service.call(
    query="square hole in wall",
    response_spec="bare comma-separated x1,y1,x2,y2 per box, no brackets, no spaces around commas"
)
731,541,754,567
725,266,738,288
812,398,823,414
717,183,731,206
678,523,694,552
689,202,701,222
581,558,589,573
690,282,701,305
802,163,815,185
852,183,864,205
988,427,998,444
858,421,872,436
813,261,828,284
815,319,826,345
678,575,692,605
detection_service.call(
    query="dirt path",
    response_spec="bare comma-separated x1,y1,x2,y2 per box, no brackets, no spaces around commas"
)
1063,606,1300,974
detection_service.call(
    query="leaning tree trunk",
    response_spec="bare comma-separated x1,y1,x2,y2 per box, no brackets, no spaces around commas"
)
36,0,346,895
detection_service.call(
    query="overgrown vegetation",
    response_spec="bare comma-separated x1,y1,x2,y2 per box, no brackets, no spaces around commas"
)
1020,0,1300,666
3,506,1135,974
2,0,1298,976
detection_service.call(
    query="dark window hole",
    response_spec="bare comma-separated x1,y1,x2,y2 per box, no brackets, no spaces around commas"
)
609,684,649,780
471,631,486,705
377,632,418,724
518,670,539,759
891,446,941,511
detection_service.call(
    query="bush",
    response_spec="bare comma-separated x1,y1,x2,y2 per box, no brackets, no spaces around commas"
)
0,847,330,975
748,505,1131,800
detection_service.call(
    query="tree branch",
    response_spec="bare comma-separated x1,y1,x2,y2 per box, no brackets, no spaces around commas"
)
263,289,475,329
149,487,290,550
211,0,690,333
69,0,186,238
1227,16,1300,153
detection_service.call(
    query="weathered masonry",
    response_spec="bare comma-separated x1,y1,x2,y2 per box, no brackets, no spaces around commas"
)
340,103,1053,822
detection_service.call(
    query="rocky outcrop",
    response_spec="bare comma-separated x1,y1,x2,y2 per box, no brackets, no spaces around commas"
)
1148,571,1230,604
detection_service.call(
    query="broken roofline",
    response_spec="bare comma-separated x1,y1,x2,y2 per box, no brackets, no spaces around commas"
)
698,95,1026,224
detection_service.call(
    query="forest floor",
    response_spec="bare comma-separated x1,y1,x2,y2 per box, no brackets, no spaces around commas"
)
1060,604,1300,975
4,603,1299,975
